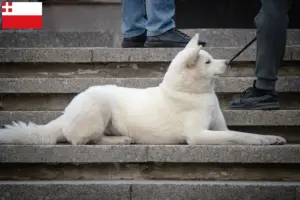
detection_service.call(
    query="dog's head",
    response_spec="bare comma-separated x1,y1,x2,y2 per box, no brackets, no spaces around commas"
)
162,33,230,93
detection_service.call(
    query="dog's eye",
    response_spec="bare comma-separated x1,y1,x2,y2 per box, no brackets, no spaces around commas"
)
205,60,211,64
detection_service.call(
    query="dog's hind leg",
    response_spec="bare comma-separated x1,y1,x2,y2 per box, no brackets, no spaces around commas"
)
63,113,108,145
61,87,112,145
95,136,135,145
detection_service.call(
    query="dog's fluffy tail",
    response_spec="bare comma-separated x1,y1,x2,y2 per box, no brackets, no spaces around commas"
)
0,116,65,145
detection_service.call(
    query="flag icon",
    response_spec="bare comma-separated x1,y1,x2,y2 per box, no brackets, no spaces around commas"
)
1,2,42,29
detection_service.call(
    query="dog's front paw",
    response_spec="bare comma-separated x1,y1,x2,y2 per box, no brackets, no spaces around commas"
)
265,135,287,145
256,136,271,145
243,135,270,145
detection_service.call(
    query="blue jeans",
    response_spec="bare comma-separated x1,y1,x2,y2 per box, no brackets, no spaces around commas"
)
121,0,176,37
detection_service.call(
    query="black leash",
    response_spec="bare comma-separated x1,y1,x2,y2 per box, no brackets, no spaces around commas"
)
228,36,257,65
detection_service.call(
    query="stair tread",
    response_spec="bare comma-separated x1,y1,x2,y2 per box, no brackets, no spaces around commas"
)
0,46,299,62
1,180,299,185
0,29,299,47
0,144,300,163
1,77,299,93
0,180,298,200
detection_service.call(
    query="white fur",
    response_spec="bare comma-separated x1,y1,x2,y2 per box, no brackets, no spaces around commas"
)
0,34,286,145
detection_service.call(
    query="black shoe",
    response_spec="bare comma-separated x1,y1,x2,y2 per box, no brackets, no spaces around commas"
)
144,28,206,48
121,31,147,48
228,81,280,110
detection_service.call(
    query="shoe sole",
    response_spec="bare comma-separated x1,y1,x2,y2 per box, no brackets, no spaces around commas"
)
144,41,206,48
228,102,280,110
121,41,145,48
144,41,187,48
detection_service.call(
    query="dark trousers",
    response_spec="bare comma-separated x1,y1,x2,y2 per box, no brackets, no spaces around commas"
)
255,0,293,90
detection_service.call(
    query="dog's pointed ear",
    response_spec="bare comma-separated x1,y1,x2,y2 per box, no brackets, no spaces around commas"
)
184,45,202,68
185,33,200,49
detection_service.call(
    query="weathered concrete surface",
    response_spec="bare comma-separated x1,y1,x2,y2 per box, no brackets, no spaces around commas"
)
0,31,115,48
1,29,299,47
91,47,295,62
0,180,298,200
0,110,299,126
0,48,92,63
0,77,299,93
0,63,168,78
2,163,300,181
0,180,130,200
1,63,300,78
131,181,298,200
147,145,300,163
0,145,300,163
0,46,299,63
223,110,300,126
0,145,148,163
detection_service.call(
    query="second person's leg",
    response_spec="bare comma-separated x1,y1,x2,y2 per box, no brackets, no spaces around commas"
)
228,0,292,110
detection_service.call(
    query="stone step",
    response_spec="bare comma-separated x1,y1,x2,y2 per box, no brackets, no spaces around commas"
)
1,145,300,163
0,30,116,48
0,110,299,126
1,29,299,48
0,180,298,200
1,47,299,63
0,77,299,93
1,145,300,181
2,159,300,181
1,63,300,78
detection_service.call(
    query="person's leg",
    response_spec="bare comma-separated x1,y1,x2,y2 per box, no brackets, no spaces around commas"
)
228,0,292,110
144,0,206,48
255,0,292,90
121,0,147,48
145,0,175,37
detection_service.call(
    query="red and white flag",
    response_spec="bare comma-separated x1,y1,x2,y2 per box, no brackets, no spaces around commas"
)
1,2,42,29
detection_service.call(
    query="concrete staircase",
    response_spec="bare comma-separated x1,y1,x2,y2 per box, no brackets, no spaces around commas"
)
1,1,300,200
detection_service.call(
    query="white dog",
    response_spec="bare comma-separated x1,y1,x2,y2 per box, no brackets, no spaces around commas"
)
0,34,286,145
